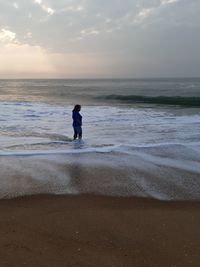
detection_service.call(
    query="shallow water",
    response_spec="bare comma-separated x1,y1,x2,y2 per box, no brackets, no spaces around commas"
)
1,145,200,200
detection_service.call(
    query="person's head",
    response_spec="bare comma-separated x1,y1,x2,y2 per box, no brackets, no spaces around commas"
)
73,104,81,112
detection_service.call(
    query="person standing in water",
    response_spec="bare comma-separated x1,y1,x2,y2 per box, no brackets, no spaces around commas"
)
72,104,82,140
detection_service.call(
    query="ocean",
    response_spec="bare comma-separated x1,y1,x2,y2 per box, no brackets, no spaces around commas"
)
0,78,200,200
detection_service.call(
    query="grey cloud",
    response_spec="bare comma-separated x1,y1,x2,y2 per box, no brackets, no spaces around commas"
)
0,0,200,77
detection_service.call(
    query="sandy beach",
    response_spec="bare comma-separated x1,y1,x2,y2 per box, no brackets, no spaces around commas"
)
0,194,199,267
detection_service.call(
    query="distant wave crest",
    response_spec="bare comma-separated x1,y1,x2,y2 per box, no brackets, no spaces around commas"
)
100,95,200,107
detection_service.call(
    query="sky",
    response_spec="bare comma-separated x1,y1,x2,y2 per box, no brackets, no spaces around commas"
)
0,0,199,78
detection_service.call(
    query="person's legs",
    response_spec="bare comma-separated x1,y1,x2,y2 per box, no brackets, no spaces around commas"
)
73,126,82,140
73,127,78,140
78,127,82,139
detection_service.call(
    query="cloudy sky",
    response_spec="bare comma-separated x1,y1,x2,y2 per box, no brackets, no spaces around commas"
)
0,0,199,78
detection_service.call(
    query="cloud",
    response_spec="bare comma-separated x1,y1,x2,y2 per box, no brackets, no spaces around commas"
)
13,2,19,9
34,0,55,15
0,29,16,42
81,28,100,37
58,5,84,13
0,0,199,77
1,0,199,52
133,8,155,25
161,0,179,5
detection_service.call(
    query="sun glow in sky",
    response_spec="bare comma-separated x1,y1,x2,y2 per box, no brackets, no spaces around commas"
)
0,0,199,78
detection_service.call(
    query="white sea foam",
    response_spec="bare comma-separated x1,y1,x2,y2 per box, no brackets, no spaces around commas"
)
1,101,200,151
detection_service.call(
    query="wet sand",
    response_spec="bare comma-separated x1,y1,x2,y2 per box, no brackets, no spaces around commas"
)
0,194,199,267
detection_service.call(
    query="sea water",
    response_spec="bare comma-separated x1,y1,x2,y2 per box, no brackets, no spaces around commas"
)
0,78,200,199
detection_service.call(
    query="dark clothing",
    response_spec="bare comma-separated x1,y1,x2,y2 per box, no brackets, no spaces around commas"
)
72,111,82,127
72,111,82,139
73,126,82,140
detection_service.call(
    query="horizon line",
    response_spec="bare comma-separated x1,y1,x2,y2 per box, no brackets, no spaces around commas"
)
0,76,200,80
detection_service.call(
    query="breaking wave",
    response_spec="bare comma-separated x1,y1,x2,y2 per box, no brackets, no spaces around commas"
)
100,95,200,107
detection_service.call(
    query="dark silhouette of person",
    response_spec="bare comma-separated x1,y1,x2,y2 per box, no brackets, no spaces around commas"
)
72,104,82,140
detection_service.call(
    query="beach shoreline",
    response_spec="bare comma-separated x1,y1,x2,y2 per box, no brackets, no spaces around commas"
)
1,149,200,200
0,194,199,267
